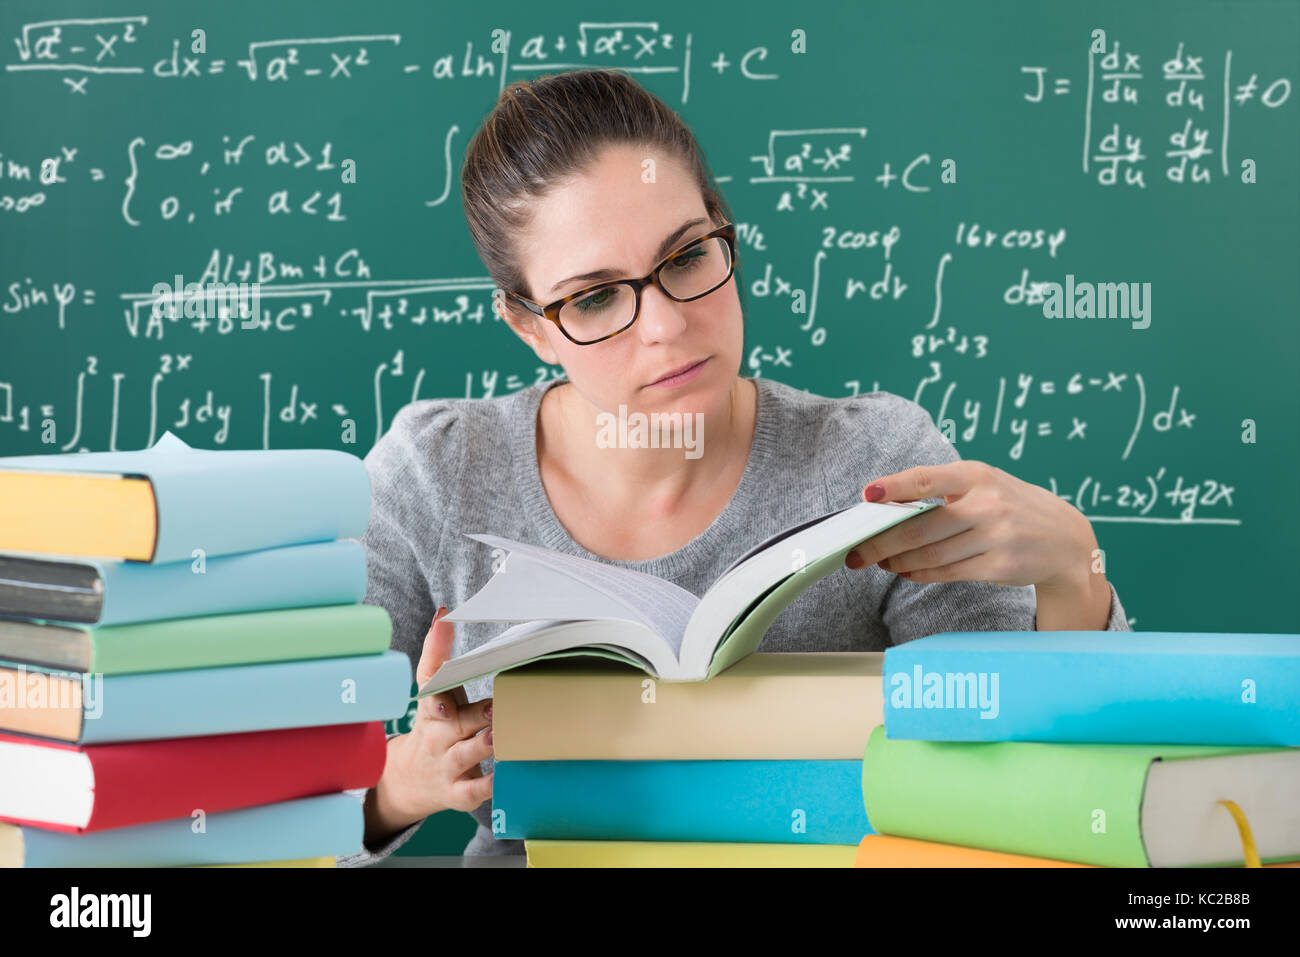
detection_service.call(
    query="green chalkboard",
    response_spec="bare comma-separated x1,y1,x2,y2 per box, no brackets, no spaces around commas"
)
3,1,1298,853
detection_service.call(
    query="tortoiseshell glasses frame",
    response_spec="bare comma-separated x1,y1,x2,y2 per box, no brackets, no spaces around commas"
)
504,222,738,345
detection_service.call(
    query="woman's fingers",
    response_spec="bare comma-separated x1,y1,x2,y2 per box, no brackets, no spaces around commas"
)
447,770,494,814
449,725,496,778
416,606,462,721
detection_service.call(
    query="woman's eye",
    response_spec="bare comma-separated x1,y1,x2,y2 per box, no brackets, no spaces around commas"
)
574,290,610,312
666,250,705,271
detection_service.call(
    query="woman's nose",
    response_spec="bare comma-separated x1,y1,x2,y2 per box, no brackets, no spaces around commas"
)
635,285,689,343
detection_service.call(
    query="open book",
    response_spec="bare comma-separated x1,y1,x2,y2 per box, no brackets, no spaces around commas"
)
418,499,938,696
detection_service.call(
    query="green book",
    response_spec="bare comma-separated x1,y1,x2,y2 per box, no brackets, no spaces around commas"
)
0,603,391,674
862,726,1300,867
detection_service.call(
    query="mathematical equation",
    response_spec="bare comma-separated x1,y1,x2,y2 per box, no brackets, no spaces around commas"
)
1022,32,1292,186
5,16,765,99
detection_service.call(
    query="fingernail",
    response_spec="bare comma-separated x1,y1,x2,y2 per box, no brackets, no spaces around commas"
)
437,605,448,618
864,484,885,502
845,551,864,569
485,729,494,747
484,704,493,720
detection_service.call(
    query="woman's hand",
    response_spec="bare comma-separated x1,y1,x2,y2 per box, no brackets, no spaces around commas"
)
363,606,494,849
843,460,1112,630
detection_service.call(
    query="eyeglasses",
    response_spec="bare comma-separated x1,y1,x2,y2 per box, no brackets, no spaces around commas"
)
506,222,738,346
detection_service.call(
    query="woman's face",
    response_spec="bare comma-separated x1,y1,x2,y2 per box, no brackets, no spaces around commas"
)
501,143,743,423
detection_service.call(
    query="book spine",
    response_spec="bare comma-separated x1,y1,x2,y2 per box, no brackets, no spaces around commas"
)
88,602,391,674
148,450,369,561
526,840,859,867
96,539,366,626
860,726,1151,866
75,651,411,743
494,668,882,760
881,648,1300,746
494,760,871,844
18,794,361,866
82,722,386,831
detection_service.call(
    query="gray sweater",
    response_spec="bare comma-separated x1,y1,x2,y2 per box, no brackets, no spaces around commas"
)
336,375,1130,866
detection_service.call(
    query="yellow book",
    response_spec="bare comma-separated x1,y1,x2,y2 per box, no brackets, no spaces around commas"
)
526,840,858,867
193,857,337,868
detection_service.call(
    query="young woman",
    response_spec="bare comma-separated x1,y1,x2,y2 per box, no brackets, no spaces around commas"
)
340,69,1129,865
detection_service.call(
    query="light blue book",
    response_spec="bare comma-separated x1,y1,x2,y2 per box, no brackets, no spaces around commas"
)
3,650,412,744
882,631,1300,745
0,431,369,562
493,760,871,844
0,539,366,626
4,793,361,867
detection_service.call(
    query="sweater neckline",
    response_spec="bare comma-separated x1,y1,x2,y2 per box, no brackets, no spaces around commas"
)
509,375,780,579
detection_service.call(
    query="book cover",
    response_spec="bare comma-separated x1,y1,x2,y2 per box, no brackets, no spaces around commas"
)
0,602,392,674
0,722,385,832
861,726,1300,867
526,839,859,867
494,759,871,844
0,649,412,743
0,431,369,562
0,793,362,867
492,652,883,760
881,631,1300,745
0,539,367,626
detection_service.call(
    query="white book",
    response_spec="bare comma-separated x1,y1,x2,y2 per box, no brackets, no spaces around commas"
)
419,500,938,696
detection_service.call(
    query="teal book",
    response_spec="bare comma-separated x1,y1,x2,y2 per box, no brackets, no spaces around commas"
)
0,650,412,743
493,760,871,844
0,431,369,562
882,631,1300,745
0,793,361,867
0,539,367,626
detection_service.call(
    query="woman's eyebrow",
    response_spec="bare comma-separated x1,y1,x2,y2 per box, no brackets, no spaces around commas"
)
548,217,711,295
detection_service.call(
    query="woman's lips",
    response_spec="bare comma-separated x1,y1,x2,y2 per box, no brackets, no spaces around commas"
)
648,357,709,388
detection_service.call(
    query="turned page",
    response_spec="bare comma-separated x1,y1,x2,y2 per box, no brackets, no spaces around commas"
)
455,533,700,660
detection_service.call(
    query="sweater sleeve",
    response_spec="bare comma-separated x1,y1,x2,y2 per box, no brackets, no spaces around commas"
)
334,402,457,867
334,733,424,868
843,392,1132,644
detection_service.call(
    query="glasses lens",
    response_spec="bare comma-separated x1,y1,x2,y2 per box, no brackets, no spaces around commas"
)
558,283,638,343
556,236,733,343
659,236,733,300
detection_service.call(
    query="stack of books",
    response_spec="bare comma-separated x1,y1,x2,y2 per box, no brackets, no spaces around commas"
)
421,502,936,866
491,653,879,866
0,432,412,867
855,631,1300,867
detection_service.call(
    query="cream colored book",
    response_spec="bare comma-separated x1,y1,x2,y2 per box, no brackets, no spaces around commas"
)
492,652,883,760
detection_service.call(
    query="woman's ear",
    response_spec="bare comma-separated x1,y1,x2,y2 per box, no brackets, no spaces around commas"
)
495,289,561,366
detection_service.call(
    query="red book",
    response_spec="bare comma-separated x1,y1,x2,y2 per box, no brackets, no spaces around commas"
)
0,721,386,832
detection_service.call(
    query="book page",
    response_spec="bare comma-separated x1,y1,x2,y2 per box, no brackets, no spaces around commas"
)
461,534,699,659
444,553,646,625
718,505,855,578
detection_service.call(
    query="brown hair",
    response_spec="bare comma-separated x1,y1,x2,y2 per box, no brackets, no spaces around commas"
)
459,69,736,308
